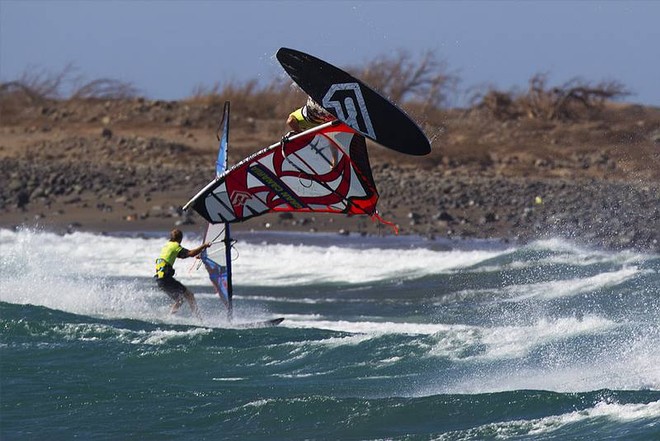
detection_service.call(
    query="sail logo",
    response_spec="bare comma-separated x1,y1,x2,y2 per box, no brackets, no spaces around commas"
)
249,164,306,210
322,83,376,140
231,190,252,207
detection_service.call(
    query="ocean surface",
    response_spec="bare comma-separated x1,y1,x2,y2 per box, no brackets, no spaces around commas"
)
1,228,659,440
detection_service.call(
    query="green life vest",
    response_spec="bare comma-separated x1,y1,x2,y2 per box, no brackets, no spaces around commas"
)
155,241,183,279
289,108,320,131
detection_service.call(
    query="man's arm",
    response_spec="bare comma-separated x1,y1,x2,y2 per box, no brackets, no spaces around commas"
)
179,243,211,259
286,113,301,132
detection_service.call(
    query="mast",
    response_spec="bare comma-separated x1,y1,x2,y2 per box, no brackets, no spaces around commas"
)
224,220,233,321
217,101,233,321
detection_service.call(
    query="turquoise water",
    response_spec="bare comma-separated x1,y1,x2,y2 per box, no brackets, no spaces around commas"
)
2,229,659,440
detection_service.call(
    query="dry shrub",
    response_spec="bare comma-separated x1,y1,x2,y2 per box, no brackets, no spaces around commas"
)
186,78,300,120
70,79,139,100
0,65,73,122
0,64,138,123
3,64,74,101
350,49,458,112
3,54,633,133
472,73,630,122
1,63,138,102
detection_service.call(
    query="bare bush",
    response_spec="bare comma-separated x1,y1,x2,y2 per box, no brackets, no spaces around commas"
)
472,73,630,122
546,76,628,120
0,63,75,109
472,89,522,121
350,49,458,111
1,64,139,108
187,78,297,119
1,65,73,122
70,78,139,100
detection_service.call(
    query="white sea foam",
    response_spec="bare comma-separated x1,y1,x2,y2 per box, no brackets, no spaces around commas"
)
436,399,660,440
0,268,162,321
284,318,458,335
42,321,212,345
0,228,508,288
427,320,660,395
469,238,649,274
504,266,642,301
0,228,509,325
428,314,618,360
277,314,621,368
434,265,643,306
233,243,507,286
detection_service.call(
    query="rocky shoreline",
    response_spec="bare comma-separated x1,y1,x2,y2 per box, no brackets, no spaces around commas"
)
376,166,659,251
1,138,657,252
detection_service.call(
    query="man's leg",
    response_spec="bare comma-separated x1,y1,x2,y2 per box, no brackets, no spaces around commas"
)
170,297,184,314
184,290,201,320
166,278,188,315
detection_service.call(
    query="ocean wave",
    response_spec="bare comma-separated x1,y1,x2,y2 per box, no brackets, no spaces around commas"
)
436,398,660,440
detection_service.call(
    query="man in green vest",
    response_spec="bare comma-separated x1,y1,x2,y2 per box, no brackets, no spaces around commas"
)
155,229,210,317
286,96,335,133
285,96,339,166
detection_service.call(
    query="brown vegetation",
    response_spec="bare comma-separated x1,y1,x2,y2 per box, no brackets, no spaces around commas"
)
471,73,630,122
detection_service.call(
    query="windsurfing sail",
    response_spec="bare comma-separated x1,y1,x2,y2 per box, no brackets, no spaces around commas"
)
198,101,233,320
185,120,391,228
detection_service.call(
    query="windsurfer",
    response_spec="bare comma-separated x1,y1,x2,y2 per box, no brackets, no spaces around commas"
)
286,96,335,133
286,97,339,166
154,228,210,317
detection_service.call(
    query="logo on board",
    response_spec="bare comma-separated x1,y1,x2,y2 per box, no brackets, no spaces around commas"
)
322,83,376,139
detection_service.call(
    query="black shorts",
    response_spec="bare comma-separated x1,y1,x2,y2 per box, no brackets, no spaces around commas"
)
156,277,187,301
